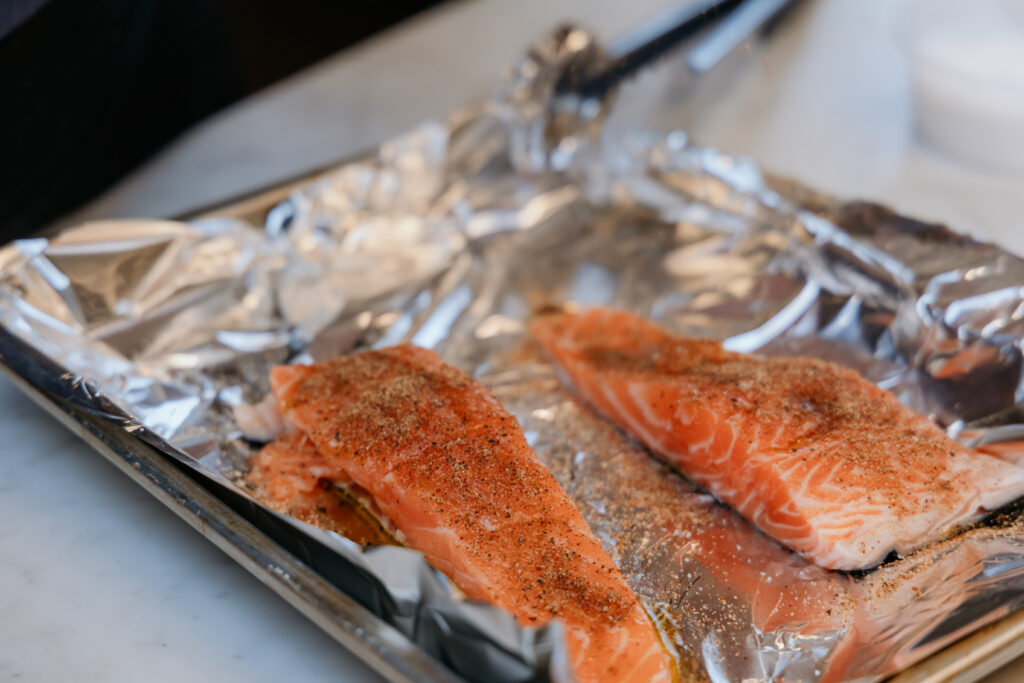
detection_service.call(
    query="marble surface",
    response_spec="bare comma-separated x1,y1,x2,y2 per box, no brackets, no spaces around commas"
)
3,0,1023,681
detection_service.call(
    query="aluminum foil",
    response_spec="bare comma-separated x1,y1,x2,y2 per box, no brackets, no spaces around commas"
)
4,25,1024,683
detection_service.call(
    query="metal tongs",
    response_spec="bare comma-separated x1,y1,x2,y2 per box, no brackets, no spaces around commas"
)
555,0,805,101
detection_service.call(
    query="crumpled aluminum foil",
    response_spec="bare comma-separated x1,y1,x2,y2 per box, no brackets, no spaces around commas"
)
4,25,1024,683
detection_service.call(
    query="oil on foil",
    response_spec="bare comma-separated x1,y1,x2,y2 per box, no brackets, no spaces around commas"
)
3,26,1024,683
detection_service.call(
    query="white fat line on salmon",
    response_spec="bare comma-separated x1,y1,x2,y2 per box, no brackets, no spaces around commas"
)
693,413,729,457
672,404,694,427
626,383,672,431
614,382,688,456
598,380,674,455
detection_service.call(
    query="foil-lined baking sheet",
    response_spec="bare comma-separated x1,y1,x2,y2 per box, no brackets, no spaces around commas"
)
4,26,1024,683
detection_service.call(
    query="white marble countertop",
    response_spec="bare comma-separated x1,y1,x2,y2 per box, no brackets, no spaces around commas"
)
3,0,1023,681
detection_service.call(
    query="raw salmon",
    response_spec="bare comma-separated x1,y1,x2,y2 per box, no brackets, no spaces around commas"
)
531,308,1024,571
268,345,676,682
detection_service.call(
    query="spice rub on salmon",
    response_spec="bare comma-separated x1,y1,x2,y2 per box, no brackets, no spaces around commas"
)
531,308,1024,571
267,345,676,682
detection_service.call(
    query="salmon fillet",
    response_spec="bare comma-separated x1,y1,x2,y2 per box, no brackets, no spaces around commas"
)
531,308,1024,571
268,345,675,682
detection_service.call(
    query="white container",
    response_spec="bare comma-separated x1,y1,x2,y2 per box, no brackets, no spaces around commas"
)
903,0,1024,172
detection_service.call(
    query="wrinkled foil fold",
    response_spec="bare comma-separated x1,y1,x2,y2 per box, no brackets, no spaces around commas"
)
4,25,1024,683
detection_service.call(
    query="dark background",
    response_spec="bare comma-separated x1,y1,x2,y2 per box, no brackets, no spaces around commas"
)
0,0,445,239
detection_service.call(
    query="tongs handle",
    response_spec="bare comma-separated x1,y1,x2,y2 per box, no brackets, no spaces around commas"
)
687,0,803,74
558,0,804,100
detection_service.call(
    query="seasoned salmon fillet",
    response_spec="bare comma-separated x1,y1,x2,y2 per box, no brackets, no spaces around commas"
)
268,345,676,682
531,308,1024,571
